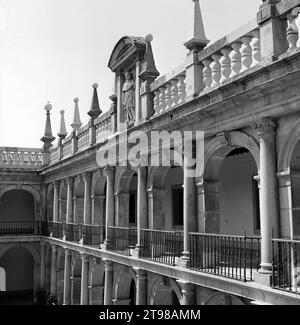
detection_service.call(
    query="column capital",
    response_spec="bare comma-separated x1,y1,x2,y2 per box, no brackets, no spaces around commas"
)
251,118,277,139
133,267,147,278
82,172,92,182
176,280,196,293
80,253,90,263
104,166,115,178
66,177,74,186
51,244,58,252
103,259,113,271
64,248,72,256
53,180,60,189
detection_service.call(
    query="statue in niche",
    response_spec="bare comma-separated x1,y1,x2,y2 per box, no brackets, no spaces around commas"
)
122,71,135,124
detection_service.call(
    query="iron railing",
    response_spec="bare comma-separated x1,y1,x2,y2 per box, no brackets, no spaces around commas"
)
272,238,300,294
106,226,137,255
48,221,63,239
65,223,80,242
140,229,184,266
0,221,40,236
82,224,106,246
189,233,261,282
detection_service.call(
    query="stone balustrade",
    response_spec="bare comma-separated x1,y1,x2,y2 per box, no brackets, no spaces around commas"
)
49,146,59,164
95,111,113,143
283,6,300,53
62,136,72,158
0,147,43,169
77,125,90,151
150,63,187,117
198,19,261,91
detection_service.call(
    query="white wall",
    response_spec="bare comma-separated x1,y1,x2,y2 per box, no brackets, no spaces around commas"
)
219,152,258,236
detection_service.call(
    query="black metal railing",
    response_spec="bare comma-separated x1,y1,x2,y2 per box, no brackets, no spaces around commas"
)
82,224,106,246
0,221,40,236
189,233,261,282
48,221,63,239
65,223,80,242
106,226,137,255
272,238,300,294
140,229,184,266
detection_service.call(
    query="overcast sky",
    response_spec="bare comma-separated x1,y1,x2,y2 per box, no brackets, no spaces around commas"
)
0,0,261,148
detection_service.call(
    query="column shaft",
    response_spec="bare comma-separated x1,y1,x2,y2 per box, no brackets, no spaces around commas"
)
66,178,74,223
50,245,58,297
104,260,113,305
83,174,92,225
53,182,59,222
80,254,90,305
135,269,147,305
137,167,148,249
63,249,72,305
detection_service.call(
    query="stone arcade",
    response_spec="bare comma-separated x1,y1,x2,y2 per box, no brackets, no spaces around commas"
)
1,0,300,305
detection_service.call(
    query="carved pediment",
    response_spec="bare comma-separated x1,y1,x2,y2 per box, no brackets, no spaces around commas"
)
108,36,147,73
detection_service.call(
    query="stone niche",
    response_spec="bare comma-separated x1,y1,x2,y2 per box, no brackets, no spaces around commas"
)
108,35,159,131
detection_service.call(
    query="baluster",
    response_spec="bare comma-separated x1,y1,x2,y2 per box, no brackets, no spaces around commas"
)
158,86,166,114
153,90,160,116
202,58,212,89
171,79,179,107
287,11,299,52
220,47,231,83
177,75,186,104
3,151,8,163
164,82,172,110
241,35,253,72
230,42,242,78
211,54,222,87
251,29,261,67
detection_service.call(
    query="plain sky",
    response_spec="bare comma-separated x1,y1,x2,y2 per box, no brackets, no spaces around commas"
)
0,0,261,148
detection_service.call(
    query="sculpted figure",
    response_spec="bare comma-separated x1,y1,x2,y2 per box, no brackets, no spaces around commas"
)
122,71,135,124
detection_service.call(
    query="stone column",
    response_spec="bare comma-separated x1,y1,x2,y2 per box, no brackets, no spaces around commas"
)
53,181,59,222
135,268,147,305
80,254,90,305
103,167,115,249
252,118,278,274
277,171,294,239
66,178,74,224
39,243,46,289
180,144,197,267
103,259,113,305
63,249,72,305
177,280,196,305
136,167,148,254
83,173,92,225
196,181,222,233
50,245,58,297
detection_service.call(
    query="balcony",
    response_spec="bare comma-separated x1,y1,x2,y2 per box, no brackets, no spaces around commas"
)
0,221,41,236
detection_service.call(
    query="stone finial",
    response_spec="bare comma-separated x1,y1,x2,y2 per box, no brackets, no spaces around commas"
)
41,101,55,149
184,0,210,51
88,83,102,119
58,110,67,140
71,98,82,131
139,34,160,80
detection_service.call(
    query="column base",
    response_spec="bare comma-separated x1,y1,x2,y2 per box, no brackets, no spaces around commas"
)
131,246,142,258
254,271,273,287
177,255,190,268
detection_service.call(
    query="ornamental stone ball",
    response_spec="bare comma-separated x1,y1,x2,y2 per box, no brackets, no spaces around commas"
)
44,101,52,112
145,34,153,42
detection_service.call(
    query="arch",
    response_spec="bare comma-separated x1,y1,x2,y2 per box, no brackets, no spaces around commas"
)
0,189,36,222
0,246,35,294
108,36,146,72
115,166,138,193
113,265,137,302
149,277,183,305
203,291,248,305
91,171,106,196
278,118,300,172
199,131,260,182
0,185,41,204
0,243,40,265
